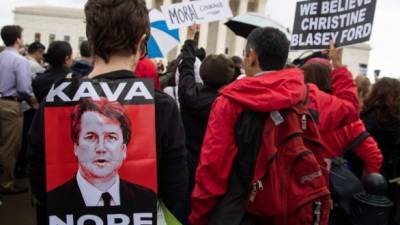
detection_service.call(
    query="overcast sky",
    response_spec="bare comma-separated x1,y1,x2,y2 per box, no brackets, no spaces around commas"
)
1,0,399,78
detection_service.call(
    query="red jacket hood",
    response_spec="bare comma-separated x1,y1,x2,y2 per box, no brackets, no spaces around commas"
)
220,68,306,112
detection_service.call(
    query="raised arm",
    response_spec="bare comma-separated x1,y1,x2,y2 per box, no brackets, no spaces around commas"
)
308,42,360,132
177,24,204,108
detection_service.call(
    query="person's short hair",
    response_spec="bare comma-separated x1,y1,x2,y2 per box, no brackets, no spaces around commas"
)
71,98,132,145
44,41,72,67
79,40,91,58
231,56,243,80
1,25,23,47
200,54,235,87
196,48,206,61
246,27,289,71
231,56,243,66
84,0,150,63
355,75,371,102
302,62,332,94
28,41,45,54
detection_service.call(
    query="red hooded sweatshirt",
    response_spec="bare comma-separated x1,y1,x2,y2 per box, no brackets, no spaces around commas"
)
320,120,383,173
189,67,360,225
135,57,161,90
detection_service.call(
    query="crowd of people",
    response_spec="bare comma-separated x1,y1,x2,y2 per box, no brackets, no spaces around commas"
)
0,0,399,225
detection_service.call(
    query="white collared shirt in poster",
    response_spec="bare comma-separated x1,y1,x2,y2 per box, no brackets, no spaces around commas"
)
76,170,121,206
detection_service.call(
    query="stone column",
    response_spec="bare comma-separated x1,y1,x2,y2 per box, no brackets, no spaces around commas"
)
216,20,228,54
163,0,179,60
233,0,249,56
163,0,172,7
145,0,153,8
257,0,267,13
198,23,209,49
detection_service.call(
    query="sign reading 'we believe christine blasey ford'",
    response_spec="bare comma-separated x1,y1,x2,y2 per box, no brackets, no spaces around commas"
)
291,0,377,50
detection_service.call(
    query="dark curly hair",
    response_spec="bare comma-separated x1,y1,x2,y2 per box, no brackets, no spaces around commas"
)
84,0,150,63
363,77,400,124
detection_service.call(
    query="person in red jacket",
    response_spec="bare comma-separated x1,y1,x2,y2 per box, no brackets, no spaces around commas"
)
135,55,161,90
302,61,383,175
189,27,360,225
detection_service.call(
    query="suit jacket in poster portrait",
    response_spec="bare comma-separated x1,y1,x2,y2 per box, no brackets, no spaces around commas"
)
47,176,156,222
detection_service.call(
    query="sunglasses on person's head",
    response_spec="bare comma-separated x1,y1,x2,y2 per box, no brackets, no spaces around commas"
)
139,34,150,60
139,44,148,60
243,47,254,58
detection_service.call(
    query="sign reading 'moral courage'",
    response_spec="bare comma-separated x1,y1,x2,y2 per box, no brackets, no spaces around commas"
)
161,0,233,29
291,0,377,50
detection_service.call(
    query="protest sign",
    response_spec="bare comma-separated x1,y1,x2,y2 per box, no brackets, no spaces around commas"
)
291,0,377,50
161,0,233,29
44,79,157,225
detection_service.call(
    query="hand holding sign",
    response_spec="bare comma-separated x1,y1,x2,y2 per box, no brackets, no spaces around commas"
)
188,24,200,40
329,41,344,69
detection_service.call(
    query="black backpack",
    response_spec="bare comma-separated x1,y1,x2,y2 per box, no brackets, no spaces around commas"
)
329,132,370,214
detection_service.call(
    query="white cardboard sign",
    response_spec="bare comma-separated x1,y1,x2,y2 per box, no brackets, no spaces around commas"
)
161,0,233,29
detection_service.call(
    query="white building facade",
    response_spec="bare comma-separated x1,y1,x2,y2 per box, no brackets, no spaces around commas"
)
13,2,370,76
14,6,86,56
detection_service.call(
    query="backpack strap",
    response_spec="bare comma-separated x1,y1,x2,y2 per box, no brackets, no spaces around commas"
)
173,86,177,100
302,85,310,105
234,110,269,188
342,131,370,156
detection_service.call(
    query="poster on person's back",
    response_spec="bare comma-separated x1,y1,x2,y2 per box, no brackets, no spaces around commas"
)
161,0,233,29
44,78,157,225
291,0,377,50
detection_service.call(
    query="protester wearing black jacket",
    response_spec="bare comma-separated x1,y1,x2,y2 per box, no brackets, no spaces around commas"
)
32,66,71,103
361,77,400,225
32,41,73,103
70,40,93,78
28,1,188,224
178,26,235,188
28,70,188,207
176,25,234,224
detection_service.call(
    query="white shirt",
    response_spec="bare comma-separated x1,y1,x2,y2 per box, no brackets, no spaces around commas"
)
76,170,121,206
26,56,45,79
255,70,274,77
237,71,274,80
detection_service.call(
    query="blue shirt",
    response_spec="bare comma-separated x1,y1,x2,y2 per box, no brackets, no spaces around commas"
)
0,47,33,99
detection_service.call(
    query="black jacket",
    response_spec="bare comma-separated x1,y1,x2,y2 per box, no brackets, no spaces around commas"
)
28,70,188,210
361,109,400,224
71,59,93,78
178,40,221,186
361,109,400,178
32,66,71,103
